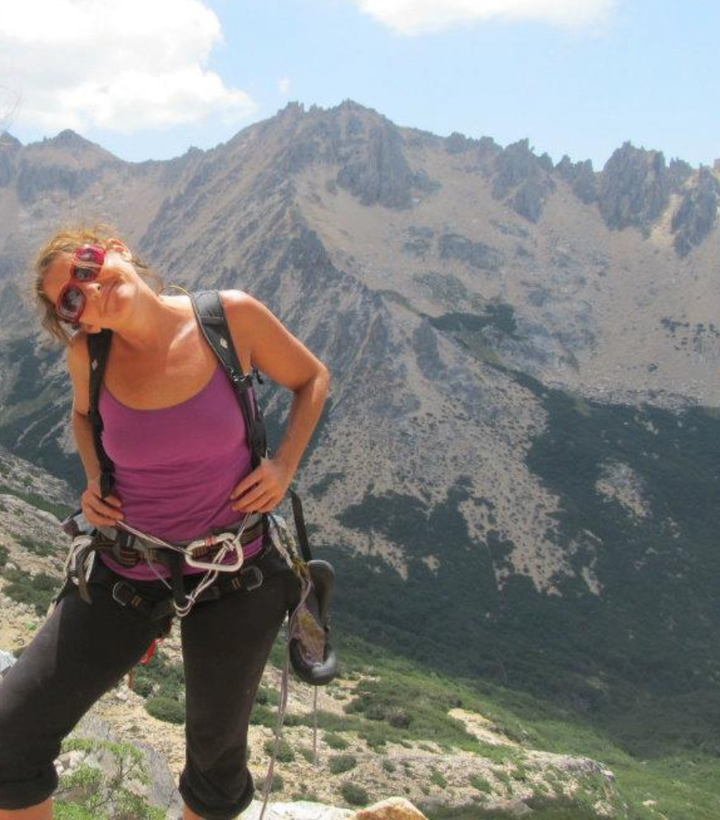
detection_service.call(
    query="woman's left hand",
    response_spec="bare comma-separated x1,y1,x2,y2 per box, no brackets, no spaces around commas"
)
230,457,294,513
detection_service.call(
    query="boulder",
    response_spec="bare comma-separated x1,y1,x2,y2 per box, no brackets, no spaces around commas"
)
351,797,428,820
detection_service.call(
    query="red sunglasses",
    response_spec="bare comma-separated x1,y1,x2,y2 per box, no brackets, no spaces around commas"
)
56,245,106,323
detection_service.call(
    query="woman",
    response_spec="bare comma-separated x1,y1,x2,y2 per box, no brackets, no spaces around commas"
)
0,227,330,820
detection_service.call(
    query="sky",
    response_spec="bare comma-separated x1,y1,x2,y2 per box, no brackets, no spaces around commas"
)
0,0,717,169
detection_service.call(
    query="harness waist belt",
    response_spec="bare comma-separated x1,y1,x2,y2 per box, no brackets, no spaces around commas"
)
97,515,264,568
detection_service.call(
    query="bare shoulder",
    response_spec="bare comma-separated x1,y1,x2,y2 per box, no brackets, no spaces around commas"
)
219,289,274,339
219,289,267,320
66,330,90,373
66,331,92,414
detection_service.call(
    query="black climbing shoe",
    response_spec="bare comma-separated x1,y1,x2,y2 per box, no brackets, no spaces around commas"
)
289,560,337,686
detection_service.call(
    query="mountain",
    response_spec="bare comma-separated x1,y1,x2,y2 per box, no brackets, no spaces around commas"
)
1,103,719,759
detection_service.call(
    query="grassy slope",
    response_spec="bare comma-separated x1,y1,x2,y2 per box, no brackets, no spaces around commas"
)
336,634,720,820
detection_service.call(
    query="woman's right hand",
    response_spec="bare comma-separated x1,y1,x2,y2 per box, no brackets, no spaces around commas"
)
81,477,124,527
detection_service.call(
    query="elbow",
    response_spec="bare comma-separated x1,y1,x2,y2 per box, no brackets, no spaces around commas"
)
320,362,331,393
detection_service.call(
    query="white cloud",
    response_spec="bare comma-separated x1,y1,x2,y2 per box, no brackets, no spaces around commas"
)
0,0,256,134
278,78,291,95
352,0,617,35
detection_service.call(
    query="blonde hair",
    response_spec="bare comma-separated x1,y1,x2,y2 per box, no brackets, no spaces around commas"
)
32,224,163,344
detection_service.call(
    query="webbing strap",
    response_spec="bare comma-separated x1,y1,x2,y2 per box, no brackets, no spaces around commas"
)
189,290,267,469
290,489,312,563
87,330,115,498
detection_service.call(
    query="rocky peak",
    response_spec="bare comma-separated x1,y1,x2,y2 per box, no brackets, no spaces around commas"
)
598,142,670,233
556,155,597,204
0,132,21,150
491,138,556,223
671,166,720,256
668,157,693,190
335,116,438,209
0,132,21,187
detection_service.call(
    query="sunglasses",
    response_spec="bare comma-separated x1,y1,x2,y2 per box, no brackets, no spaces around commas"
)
56,244,106,323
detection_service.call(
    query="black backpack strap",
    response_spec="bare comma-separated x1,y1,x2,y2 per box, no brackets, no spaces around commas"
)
190,290,268,469
191,290,314,562
290,489,313,563
87,330,116,498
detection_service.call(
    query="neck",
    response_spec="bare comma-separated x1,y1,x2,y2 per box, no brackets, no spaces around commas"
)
111,288,192,353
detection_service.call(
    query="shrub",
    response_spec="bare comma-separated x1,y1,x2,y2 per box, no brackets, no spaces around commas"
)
329,754,357,774
259,773,284,793
145,697,185,724
299,745,316,764
17,536,54,557
0,545,8,569
324,732,349,750
2,568,57,615
256,686,280,706
382,759,396,773
470,774,492,793
250,704,276,728
132,654,184,702
264,738,294,763
430,767,448,788
387,707,412,728
340,782,369,807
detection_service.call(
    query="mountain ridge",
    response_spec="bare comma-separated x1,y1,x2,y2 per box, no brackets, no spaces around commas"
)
1,100,719,762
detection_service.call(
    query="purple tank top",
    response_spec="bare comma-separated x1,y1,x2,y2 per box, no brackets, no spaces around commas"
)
97,366,263,580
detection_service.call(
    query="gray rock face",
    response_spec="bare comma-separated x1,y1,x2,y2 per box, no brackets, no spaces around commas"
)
598,142,670,232
439,233,505,270
511,177,556,223
0,133,21,187
16,162,97,206
671,167,720,257
445,132,475,155
336,122,438,209
492,139,556,222
556,156,597,204
668,157,694,190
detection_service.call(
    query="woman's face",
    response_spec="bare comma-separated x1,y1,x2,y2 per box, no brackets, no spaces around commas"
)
42,244,139,330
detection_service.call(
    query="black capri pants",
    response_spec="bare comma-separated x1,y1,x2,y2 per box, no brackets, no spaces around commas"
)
0,546,299,820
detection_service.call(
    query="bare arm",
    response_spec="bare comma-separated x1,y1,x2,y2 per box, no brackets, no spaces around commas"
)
67,334,124,525
221,291,330,513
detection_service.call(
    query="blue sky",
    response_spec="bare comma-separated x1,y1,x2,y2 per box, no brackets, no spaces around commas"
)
1,0,717,169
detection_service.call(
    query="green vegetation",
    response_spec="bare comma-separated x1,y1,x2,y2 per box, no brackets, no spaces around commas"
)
144,696,184,724
328,754,357,774
2,567,58,615
324,731,349,750
16,535,54,557
250,703,276,728
0,484,72,521
0,545,8,569
331,636,720,820
339,781,369,807
56,738,164,820
327,373,720,772
256,685,280,706
470,774,492,793
0,338,85,489
430,767,448,788
264,738,295,763
259,772,284,793
132,652,184,702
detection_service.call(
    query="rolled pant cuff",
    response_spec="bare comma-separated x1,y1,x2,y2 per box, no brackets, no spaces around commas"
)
0,767,58,811
179,769,254,820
